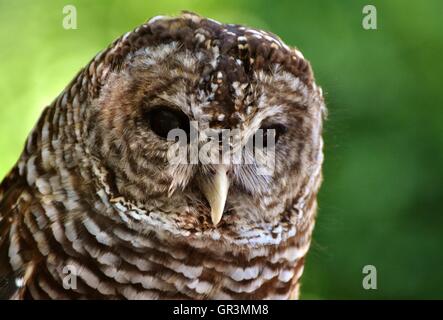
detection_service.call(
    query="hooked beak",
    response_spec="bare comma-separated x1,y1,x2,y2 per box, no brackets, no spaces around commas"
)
199,166,230,226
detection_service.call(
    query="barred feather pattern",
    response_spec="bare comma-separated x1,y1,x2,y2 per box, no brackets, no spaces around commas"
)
0,12,325,299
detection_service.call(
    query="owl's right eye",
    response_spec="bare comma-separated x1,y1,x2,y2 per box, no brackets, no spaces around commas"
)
144,107,190,140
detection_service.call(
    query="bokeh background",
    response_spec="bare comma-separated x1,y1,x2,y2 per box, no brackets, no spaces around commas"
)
1,0,442,299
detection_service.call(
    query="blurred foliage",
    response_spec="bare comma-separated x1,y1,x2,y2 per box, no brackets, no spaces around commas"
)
0,0,442,299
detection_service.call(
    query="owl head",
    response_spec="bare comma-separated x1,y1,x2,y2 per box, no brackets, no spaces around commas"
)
79,12,325,249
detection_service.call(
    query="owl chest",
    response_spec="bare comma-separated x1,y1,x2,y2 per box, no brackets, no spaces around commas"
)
10,173,303,299
18,217,303,299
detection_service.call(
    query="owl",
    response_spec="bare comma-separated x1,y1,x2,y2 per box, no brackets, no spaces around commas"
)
0,12,325,299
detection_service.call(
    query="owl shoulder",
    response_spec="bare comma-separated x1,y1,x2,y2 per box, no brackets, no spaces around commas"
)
0,166,35,299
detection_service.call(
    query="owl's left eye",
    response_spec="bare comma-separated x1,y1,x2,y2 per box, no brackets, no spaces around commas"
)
144,107,190,140
259,124,287,148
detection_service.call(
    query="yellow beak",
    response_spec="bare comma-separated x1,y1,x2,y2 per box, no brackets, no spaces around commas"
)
200,166,230,226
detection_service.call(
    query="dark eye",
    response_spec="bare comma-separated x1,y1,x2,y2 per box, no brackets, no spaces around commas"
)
259,124,287,148
144,107,190,140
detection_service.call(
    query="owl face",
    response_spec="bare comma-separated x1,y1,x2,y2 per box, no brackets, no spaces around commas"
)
84,14,325,248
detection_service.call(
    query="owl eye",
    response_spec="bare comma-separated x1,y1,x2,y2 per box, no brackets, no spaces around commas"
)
145,107,190,140
259,124,287,148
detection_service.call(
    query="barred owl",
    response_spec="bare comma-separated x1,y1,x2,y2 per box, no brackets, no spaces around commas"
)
0,12,325,299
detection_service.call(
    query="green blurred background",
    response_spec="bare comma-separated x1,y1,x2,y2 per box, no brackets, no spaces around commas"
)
1,0,442,299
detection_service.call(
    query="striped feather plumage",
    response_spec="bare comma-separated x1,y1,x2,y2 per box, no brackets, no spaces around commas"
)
0,12,325,299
